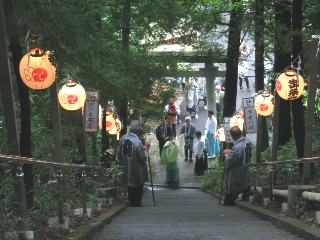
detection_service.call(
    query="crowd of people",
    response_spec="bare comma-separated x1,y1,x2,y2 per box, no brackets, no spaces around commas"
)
116,118,251,207
116,41,253,206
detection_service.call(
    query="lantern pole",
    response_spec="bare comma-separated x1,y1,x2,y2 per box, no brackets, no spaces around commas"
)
302,36,319,184
271,89,280,162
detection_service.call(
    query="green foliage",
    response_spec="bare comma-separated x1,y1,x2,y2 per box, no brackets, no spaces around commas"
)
291,196,308,213
199,163,225,192
0,164,25,233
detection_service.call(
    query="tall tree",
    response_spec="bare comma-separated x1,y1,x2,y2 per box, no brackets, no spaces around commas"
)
223,0,243,118
274,0,292,147
254,0,269,158
291,0,305,159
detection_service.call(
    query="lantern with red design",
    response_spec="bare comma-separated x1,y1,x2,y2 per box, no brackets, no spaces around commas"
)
276,69,304,100
216,126,225,142
58,76,86,111
19,48,57,90
105,109,116,131
108,118,122,140
230,112,244,131
254,92,274,116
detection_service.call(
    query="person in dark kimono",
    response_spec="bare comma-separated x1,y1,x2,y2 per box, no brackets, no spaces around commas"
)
155,118,173,157
223,126,252,206
116,120,150,207
193,131,208,176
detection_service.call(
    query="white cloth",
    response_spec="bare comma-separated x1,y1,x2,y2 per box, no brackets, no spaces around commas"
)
238,61,249,76
187,82,199,107
205,116,217,134
193,136,205,158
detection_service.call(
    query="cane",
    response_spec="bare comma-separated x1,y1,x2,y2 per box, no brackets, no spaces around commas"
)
147,154,156,206
145,135,156,206
218,161,226,205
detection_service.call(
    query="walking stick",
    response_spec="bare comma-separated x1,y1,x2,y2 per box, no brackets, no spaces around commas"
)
145,134,156,206
219,161,226,205
147,154,156,206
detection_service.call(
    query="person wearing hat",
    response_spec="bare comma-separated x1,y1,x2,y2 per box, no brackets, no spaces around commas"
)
164,98,180,137
205,110,220,158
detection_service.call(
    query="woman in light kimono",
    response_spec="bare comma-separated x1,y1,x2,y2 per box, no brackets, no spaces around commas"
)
160,134,180,186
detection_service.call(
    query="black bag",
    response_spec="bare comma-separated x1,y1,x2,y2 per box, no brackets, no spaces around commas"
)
72,149,86,164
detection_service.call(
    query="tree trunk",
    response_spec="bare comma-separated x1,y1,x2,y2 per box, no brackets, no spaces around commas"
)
118,0,131,137
9,38,34,208
291,0,304,159
254,0,269,154
223,0,242,118
274,1,292,147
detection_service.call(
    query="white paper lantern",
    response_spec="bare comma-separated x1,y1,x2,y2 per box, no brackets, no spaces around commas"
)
19,48,57,90
276,70,304,100
58,80,86,111
216,127,225,142
254,93,274,116
230,113,244,131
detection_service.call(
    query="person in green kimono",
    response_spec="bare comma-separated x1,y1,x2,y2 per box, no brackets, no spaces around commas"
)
160,134,180,186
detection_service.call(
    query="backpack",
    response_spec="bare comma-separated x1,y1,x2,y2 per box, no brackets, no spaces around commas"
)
167,104,177,124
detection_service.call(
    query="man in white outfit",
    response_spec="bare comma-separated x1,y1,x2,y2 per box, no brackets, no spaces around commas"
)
238,59,250,92
186,78,199,119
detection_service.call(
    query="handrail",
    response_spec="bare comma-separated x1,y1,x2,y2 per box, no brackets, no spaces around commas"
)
0,154,104,170
0,153,119,236
249,156,320,201
250,156,320,166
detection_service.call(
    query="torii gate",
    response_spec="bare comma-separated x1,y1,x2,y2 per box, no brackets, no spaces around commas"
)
152,52,226,115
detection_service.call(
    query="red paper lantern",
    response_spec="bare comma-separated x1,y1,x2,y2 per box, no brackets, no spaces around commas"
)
254,93,274,116
19,48,57,90
58,79,86,111
276,69,304,100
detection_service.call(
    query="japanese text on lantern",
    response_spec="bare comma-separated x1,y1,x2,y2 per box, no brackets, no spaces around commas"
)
287,79,300,100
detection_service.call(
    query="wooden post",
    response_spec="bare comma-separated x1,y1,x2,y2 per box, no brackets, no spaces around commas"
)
302,36,319,184
0,0,20,155
205,61,215,114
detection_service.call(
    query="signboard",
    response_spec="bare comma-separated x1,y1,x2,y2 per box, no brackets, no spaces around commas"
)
243,107,257,133
84,91,100,132
223,117,233,143
242,97,257,133
242,97,254,107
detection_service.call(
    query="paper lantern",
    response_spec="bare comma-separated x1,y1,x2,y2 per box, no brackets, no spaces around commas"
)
254,93,274,116
19,48,57,90
58,80,86,111
216,127,225,142
106,114,116,131
108,119,122,135
108,119,122,139
276,70,304,100
230,113,244,131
